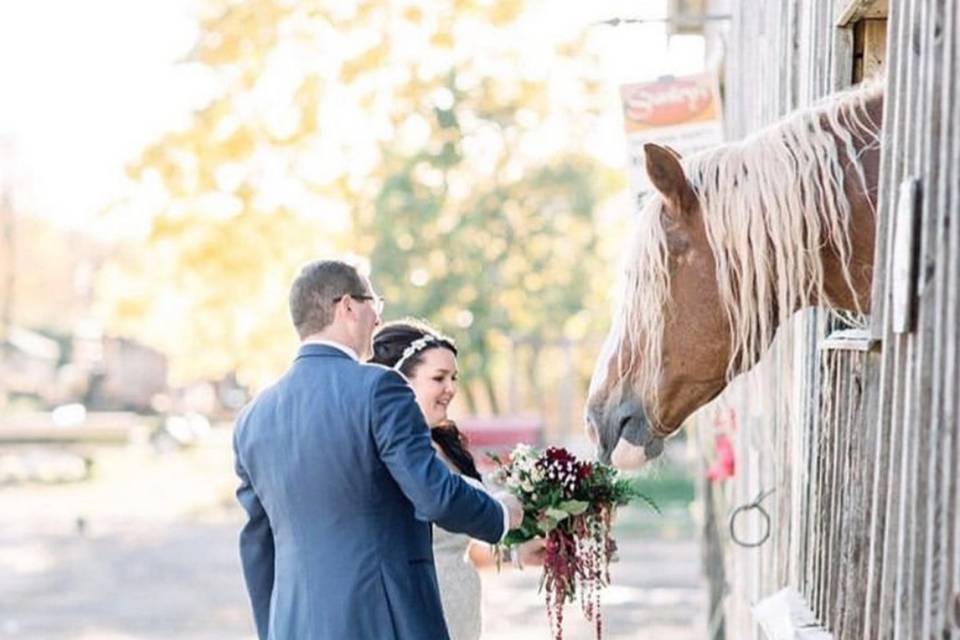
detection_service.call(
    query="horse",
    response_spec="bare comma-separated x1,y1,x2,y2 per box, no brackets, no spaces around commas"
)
586,82,884,467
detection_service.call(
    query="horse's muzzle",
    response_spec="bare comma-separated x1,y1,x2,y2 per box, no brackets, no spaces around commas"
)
590,402,664,468
619,413,665,462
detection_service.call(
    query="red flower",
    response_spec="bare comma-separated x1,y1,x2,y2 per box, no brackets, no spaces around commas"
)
706,433,736,482
544,446,577,465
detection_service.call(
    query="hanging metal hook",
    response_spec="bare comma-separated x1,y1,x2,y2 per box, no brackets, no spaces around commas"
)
728,488,775,548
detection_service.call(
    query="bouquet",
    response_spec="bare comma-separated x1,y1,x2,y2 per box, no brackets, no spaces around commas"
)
489,445,658,640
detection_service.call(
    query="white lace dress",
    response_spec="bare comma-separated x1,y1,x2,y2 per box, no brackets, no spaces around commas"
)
433,457,483,640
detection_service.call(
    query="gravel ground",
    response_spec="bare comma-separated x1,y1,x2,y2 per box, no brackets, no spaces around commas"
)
0,430,707,639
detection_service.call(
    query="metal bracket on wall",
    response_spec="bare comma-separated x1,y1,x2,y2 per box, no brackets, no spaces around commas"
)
819,328,880,352
592,15,731,28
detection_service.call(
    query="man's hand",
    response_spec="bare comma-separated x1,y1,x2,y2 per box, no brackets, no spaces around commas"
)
495,492,524,529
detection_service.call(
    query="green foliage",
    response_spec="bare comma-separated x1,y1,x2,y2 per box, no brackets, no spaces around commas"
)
97,0,619,392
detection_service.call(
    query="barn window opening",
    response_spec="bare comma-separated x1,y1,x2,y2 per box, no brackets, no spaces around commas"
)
821,0,888,350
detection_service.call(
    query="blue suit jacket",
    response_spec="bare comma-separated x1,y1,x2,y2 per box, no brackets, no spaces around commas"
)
233,344,505,640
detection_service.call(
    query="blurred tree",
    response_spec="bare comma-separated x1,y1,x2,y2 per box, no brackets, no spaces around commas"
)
99,0,621,400
0,179,12,349
0,212,98,335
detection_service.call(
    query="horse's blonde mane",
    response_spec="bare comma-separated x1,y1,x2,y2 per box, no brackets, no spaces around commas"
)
619,81,882,413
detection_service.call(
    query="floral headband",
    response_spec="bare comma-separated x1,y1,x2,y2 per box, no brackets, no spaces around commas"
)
394,335,445,371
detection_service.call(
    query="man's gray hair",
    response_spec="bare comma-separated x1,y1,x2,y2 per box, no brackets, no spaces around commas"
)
289,260,366,338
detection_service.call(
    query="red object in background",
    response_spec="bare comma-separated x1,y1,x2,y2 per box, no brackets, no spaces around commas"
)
457,416,543,471
706,433,736,482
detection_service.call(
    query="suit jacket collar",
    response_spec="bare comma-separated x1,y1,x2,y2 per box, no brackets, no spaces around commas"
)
296,342,357,361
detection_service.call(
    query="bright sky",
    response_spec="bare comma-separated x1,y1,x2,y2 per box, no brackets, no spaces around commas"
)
0,0,705,234
0,0,205,230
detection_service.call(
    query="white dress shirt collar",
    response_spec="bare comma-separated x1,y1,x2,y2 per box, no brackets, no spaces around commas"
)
301,338,359,361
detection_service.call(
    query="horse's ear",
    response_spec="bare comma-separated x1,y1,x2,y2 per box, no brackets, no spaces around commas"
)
644,143,696,214
661,144,682,160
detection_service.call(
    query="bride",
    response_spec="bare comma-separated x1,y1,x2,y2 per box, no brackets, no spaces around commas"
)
370,320,542,640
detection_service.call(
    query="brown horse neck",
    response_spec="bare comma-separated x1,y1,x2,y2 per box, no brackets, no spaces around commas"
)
818,91,883,314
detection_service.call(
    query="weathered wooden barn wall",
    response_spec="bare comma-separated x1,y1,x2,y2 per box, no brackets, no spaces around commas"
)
688,0,959,637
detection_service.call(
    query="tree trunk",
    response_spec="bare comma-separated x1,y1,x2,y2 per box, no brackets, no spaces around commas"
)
461,382,478,414
701,470,727,639
525,340,543,417
481,368,500,415
0,184,13,347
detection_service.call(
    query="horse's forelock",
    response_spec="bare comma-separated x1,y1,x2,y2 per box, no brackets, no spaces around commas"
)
611,193,671,414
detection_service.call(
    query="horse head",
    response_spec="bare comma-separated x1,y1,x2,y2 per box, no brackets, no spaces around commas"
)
587,83,882,468
586,143,730,467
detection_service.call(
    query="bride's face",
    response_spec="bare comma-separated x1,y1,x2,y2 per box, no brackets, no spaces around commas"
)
407,347,458,427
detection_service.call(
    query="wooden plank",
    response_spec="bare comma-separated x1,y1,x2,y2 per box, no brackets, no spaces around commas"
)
893,336,919,639
837,351,861,637
832,18,855,89
890,7,926,637
795,319,813,595
862,19,888,78
866,16,901,340
843,351,880,636
946,2,960,633
805,315,824,614
893,7,928,637
815,350,834,621
907,1,947,634
891,178,921,334
792,317,811,592
820,328,880,351
825,352,844,629
752,587,832,639
815,0,830,97
836,0,890,26
866,0,925,631
914,0,949,633
701,473,727,640
0,425,133,445
871,306,908,640
935,0,957,631
0,412,147,445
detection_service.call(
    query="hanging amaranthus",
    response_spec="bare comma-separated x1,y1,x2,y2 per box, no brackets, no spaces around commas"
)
490,445,659,640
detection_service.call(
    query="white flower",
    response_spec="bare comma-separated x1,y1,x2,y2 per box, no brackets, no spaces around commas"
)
513,444,534,460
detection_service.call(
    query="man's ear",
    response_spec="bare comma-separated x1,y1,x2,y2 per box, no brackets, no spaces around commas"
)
332,294,352,320
644,143,696,215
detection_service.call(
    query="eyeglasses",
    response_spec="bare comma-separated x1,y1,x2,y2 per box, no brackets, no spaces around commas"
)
333,293,385,315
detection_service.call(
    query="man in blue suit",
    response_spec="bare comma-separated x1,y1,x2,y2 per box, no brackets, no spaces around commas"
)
234,260,522,639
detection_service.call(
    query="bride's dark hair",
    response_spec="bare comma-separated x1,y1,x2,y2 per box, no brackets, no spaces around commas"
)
369,319,481,482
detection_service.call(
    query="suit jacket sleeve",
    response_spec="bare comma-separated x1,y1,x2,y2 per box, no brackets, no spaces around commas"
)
371,370,505,543
234,430,274,640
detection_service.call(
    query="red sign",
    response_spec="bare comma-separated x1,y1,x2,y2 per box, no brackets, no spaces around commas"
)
620,73,722,133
